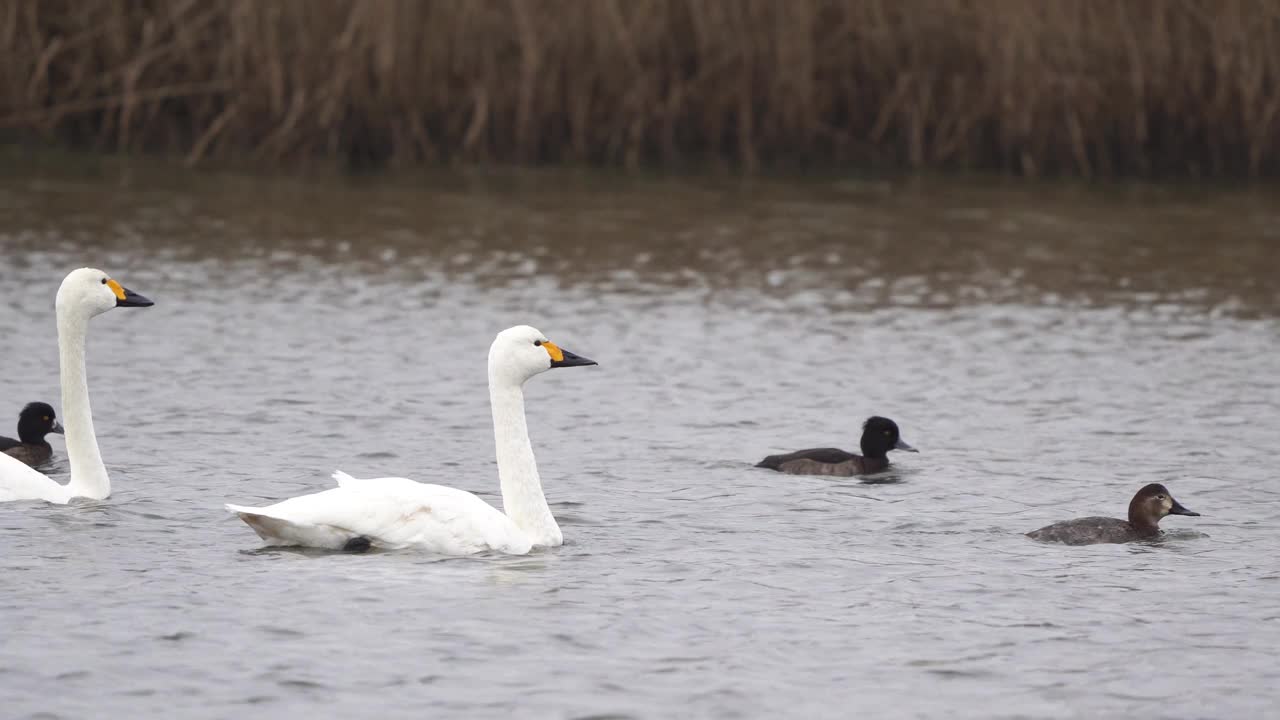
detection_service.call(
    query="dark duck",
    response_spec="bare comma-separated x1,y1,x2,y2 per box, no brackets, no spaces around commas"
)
756,416,917,477
0,402,63,467
1027,483,1200,545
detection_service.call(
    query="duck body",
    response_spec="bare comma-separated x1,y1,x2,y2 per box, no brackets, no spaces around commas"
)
755,448,888,476
757,416,916,477
227,325,598,555
1,442,53,467
1027,483,1200,546
1025,517,1156,546
0,402,63,467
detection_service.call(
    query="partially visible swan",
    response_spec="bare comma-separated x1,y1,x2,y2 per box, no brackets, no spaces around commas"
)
0,268,154,503
226,325,598,554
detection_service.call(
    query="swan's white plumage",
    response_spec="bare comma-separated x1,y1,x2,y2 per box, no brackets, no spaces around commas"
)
0,452,73,503
226,325,596,555
0,268,152,504
226,471,531,554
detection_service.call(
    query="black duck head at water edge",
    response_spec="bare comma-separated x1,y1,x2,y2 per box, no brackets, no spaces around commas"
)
17,402,63,444
0,402,63,466
859,416,916,459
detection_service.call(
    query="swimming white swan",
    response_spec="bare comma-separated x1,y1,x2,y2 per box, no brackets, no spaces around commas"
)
0,268,154,503
226,325,598,554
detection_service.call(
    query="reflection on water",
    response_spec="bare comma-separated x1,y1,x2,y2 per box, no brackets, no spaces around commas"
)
0,159,1278,719
3,160,1278,317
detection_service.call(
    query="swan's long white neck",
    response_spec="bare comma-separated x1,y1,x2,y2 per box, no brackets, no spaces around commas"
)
57,308,110,499
489,377,561,546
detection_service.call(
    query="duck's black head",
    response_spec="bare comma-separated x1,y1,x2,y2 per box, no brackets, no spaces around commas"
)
859,416,917,459
1128,483,1199,530
17,402,63,444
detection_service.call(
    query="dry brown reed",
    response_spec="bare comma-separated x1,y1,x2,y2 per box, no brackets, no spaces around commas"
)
2,0,1279,176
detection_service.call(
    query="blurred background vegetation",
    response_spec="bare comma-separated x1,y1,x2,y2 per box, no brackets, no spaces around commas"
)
3,0,1278,177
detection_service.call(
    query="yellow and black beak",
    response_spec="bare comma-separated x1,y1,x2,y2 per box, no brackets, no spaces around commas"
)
542,340,598,369
107,278,154,308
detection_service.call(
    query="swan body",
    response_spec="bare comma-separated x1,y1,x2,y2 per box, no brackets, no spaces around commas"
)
0,455,76,503
227,325,597,554
0,268,153,504
227,472,532,553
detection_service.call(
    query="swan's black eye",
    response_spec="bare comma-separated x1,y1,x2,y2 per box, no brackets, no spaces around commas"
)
534,340,543,346
101,278,108,284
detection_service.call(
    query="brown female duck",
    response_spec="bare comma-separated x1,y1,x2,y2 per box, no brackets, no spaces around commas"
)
1027,483,1200,545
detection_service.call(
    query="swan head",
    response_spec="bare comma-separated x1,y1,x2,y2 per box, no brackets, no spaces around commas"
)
489,325,597,385
56,267,154,319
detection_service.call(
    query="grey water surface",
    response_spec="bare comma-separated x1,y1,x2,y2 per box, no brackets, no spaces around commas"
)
1,162,1278,719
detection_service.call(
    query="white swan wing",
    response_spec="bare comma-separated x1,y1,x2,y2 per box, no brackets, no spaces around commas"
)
226,472,531,555
0,453,71,504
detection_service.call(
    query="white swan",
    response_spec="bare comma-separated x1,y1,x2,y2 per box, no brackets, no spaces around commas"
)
226,325,598,554
0,268,154,503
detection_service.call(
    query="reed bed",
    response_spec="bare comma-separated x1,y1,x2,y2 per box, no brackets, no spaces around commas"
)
2,0,1279,176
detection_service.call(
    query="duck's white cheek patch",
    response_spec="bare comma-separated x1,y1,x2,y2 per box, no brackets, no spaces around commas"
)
105,279,127,301
542,341,564,362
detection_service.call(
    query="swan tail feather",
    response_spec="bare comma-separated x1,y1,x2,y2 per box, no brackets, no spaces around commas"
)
225,503,351,549
332,470,359,487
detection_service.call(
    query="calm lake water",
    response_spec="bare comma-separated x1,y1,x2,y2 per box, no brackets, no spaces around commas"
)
1,160,1278,719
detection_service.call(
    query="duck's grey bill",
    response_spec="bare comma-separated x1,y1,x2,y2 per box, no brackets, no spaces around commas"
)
551,348,597,368
50,421,65,435
1169,499,1199,517
894,438,918,453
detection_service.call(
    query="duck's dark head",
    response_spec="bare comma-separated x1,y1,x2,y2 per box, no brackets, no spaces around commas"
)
1128,483,1199,531
859,416,917,459
17,402,63,444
